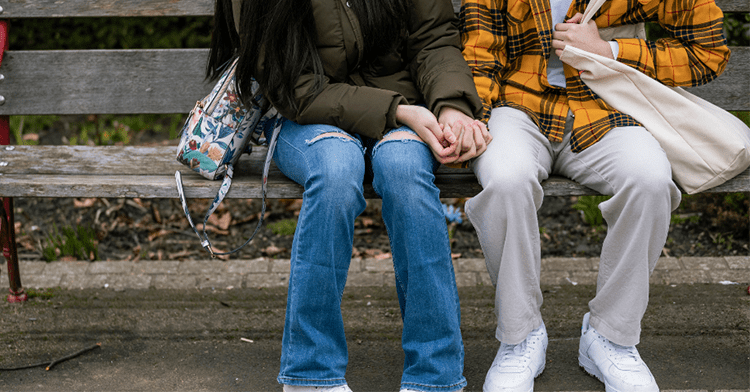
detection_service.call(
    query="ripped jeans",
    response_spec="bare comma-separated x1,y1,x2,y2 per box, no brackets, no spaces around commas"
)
274,120,465,392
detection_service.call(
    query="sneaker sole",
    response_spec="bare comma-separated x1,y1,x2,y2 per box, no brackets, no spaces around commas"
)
482,359,545,392
578,352,621,392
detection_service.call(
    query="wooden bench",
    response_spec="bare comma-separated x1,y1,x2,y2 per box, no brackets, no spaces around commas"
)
0,0,747,302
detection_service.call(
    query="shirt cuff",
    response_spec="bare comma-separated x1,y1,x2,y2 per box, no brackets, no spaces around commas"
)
608,41,619,60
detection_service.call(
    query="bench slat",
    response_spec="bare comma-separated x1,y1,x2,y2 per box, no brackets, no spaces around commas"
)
0,49,214,115
0,0,744,18
1,47,746,116
0,0,214,18
0,146,748,199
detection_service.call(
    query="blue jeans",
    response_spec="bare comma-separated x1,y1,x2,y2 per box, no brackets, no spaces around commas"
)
273,119,466,392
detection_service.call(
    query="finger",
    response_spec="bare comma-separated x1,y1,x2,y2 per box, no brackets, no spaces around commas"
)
471,123,487,152
474,120,492,145
473,125,488,155
457,139,477,162
566,12,583,23
453,124,466,157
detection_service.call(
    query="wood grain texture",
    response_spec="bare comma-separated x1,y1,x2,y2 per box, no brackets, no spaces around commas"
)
0,47,746,115
0,49,214,115
0,0,214,18
0,0,743,18
0,146,748,199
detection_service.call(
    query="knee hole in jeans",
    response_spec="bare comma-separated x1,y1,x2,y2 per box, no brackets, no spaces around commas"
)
308,131,356,145
377,131,422,145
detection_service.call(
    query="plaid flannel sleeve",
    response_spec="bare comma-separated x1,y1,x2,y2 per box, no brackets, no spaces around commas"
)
612,0,730,87
461,0,506,121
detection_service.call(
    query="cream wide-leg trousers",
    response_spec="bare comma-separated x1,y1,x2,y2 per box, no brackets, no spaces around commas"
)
466,107,681,346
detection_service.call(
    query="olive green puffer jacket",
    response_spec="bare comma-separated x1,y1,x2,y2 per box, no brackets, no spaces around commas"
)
274,0,483,139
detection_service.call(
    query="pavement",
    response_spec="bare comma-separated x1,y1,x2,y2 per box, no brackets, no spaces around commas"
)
0,256,748,391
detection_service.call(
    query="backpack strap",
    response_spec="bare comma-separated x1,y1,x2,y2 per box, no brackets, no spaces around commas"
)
174,116,282,258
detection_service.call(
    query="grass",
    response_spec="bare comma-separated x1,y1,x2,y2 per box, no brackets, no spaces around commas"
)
42,224,99,262
10,114,185,146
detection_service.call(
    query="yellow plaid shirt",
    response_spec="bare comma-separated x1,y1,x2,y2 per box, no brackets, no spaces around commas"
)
461,0,731,152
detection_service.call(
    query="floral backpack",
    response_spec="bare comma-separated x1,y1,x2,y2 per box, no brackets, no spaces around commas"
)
175,58,282,257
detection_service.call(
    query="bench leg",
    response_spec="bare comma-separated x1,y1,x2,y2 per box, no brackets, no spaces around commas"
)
1,198,26,302
0,113,26,303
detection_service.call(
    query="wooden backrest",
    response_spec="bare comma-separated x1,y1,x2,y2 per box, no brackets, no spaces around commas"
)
0,0,746,117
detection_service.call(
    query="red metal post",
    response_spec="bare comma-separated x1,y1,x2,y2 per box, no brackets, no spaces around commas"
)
0,20,26,302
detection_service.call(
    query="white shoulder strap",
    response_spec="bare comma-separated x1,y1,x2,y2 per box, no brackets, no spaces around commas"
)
581,0,606,24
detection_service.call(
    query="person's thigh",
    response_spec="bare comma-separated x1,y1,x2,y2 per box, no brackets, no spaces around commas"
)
554,126,674,196
272,119,365,187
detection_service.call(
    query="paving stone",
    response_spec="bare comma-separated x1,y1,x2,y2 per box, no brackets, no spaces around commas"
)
660,270,712,284
133,261,181,275
346,272,385,287
708,269,750,284
544,271,577,286
61,273,108,289
152,274,197,289
566,270,599,286
363,258,393,272
457,258,486,272
105,274,152,290
454,272,478,287
348,258,363,273
178,260,228,275
655,257,682,271
725,256,750,269
197,274,244,289
227,258,269,274
680,257,729,270
18,262,47,276
247,273,288,288
477,272,494,286
271,259,291,273
542,257,597,271
89,261,133,275
43,261,90,277
22,274,62,289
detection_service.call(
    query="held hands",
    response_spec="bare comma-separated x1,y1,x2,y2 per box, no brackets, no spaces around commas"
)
437,106,491,163
552,13,614,59
395,105,491,165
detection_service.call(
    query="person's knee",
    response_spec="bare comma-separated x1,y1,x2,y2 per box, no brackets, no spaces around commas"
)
372,132,432,182
307,132,364,193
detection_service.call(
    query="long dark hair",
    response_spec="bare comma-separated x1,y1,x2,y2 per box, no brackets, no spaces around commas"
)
207,0,411,112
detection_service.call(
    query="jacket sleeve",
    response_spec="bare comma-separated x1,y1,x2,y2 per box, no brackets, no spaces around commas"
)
407,0,484,120
274,71,407,140
460,0,506,121
612,0,730,87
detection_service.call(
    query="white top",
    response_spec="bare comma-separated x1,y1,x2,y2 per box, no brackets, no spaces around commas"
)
548,0,619,88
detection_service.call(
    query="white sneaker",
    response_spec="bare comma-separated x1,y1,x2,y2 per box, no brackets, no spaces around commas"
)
578,313,659,392
401,390,463,392
483,323,548,392
283,385,352,392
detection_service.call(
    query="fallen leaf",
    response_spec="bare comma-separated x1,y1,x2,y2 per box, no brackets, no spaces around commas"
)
451,253,462,259
148,229,173,241
374,252,392,260
263,245,285,256
74,198,98,208
208,212,232,231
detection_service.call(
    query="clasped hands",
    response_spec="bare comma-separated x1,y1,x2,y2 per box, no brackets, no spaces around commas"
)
396,105,492,165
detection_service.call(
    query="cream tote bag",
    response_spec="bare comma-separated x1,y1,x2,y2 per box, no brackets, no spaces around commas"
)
559,0,750,194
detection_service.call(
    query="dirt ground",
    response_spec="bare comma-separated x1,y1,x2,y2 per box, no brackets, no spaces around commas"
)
0,284,747,391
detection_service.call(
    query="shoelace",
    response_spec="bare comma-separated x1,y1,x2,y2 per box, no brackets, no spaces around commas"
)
497,327,544,367
597,332,640,366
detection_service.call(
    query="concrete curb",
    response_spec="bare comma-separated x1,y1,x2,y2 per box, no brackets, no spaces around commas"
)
8,256,750,291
